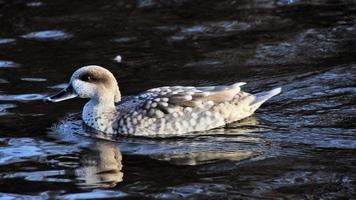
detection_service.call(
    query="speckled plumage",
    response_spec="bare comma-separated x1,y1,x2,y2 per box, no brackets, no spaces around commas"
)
83,82,281,137
47,65,282,137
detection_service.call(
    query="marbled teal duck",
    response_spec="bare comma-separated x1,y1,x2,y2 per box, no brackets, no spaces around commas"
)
46,65,281,137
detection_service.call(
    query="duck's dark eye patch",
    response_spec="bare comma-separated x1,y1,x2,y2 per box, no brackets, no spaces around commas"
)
79,73,97,82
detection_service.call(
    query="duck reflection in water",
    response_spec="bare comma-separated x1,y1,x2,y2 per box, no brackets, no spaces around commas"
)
53,114,268,188
74,141,123,189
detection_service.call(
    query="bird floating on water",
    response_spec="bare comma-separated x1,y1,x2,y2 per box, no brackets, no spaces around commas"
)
46,65,281,137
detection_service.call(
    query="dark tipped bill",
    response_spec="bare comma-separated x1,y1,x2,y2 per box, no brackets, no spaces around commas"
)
44,85,78,103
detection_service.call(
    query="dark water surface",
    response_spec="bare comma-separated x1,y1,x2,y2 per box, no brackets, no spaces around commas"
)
1,0,356,199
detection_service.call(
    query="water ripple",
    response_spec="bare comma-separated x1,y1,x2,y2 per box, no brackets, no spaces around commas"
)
0,60,20,68
59,189,128,199
168,21,252,42
21,78,47,82
0,104,16,116
0,38,16,45
26,1,44,7
0,93,46,101
21,30,73,40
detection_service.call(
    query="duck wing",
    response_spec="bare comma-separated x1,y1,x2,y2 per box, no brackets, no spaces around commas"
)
115,82,248,136
139,82,247,115
117,82,246,119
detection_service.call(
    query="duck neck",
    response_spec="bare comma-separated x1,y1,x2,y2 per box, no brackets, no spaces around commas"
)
82,97,118,134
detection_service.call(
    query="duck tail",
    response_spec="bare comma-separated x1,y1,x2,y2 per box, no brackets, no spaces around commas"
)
250,87,282,109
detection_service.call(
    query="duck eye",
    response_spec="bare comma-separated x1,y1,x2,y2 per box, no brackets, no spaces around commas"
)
80,74,95,82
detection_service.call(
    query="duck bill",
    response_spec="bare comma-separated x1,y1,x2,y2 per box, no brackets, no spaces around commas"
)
45,85,78,103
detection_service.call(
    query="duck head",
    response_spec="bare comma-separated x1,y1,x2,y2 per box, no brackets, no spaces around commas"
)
45,65,121,104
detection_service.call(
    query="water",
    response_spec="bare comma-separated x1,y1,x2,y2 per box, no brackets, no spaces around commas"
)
0,0,355,199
